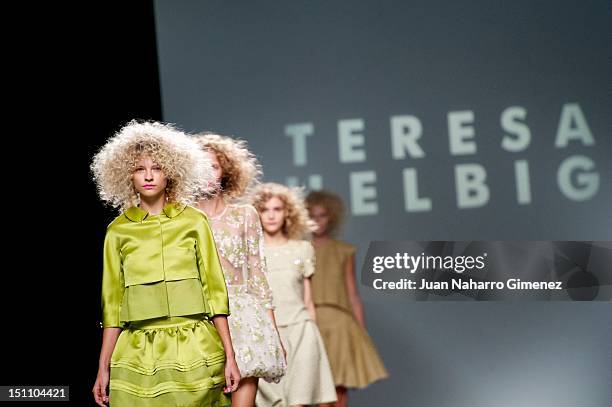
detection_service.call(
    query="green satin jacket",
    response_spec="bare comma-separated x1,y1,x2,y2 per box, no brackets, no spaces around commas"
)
101,203,229,328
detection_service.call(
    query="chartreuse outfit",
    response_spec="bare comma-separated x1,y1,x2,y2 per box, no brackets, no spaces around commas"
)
101,203,231,406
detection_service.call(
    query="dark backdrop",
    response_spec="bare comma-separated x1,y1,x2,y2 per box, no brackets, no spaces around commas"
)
5,1,161,405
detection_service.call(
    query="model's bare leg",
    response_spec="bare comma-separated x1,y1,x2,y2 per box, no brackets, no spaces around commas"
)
317,385,347,407
231,377,258,407
335,386,348,407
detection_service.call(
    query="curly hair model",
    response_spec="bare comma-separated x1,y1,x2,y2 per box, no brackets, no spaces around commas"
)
249,183,312,240
305,190,388,407
305,190,346,237
91,121,240,407
249,183,336,407
91,120,217,211
193,133,286,407
193,132,261,201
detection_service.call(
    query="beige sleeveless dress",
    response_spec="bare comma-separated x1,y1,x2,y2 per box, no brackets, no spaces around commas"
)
311,239,389,388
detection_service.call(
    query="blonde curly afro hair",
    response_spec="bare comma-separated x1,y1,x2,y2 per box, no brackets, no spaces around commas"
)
91,120,215,211
305,189,346,237
249,183,312,240
193,133,261,200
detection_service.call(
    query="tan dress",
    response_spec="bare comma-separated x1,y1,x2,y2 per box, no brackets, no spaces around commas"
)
256,240,336,406
311,239,389,389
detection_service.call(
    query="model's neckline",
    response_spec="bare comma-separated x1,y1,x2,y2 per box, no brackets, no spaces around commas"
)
265,239,292,249
312,238,334,249
207,204,229,220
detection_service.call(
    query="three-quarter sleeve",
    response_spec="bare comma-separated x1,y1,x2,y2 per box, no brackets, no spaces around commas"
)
196,215,230,316
101,228,125,328
302,241,316,278
244,205,274,309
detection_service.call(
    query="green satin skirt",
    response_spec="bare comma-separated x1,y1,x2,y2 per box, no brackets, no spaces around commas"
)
109,315,230,406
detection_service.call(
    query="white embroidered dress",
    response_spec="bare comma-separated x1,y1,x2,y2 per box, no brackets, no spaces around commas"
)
208,203,286,382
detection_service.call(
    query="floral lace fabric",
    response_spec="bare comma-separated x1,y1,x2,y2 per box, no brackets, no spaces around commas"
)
208,204,285,381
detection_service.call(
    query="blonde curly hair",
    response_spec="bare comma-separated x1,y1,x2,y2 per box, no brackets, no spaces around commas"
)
305,190,346,237
91,120,215,211
193,133,261,200
249,183,312,240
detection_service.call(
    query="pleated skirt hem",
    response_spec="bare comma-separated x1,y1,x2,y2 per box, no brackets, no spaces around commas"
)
316,306,389,389
109,315,231,406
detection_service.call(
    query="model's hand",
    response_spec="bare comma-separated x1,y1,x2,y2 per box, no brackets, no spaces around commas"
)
223,357,241,393
92,367,110,406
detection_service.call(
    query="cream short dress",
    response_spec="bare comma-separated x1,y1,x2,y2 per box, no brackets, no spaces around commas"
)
256,240,336,406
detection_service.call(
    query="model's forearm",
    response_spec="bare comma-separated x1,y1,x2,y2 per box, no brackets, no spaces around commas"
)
344,254,366,329
303,277,316,322
303,285,316,321
211,315,235,359
350,296,366,328
306,302,317,322
98,327,122,370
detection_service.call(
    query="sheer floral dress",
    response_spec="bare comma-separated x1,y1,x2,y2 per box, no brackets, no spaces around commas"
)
207,203,286,382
